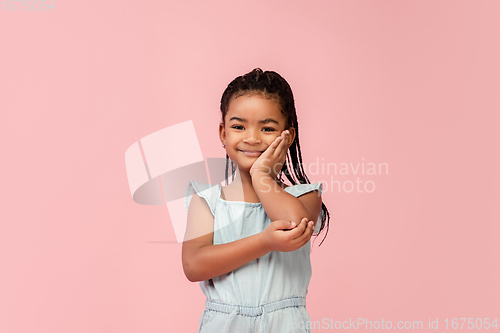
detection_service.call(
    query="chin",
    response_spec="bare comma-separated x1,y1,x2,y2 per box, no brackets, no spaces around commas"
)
232,163,252,174
237,164,252,173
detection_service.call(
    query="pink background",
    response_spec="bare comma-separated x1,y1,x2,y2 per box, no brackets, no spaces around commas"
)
1,1,498,332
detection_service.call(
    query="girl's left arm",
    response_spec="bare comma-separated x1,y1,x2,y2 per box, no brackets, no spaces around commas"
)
252,171,322,225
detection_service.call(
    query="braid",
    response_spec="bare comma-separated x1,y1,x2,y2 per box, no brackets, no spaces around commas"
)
220,68,330,246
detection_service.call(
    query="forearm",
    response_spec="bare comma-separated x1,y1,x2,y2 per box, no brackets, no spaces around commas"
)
184,232,269,282
251,171,309,223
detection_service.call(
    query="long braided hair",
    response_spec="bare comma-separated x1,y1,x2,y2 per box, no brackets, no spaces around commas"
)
219,68,330,246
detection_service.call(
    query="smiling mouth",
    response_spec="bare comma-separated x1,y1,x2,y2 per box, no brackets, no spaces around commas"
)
239,150,263,156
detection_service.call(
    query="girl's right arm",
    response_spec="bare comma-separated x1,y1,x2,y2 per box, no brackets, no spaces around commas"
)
181,193,315,282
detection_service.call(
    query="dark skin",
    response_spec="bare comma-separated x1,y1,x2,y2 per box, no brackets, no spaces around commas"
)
181,94,322,282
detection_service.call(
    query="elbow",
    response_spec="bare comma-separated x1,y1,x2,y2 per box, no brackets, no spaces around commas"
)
183,269,196,282
183,245,212,282
182,262,197,282
290,209,318,227
182,259,204,282
185,273,200,283
290,210,312,225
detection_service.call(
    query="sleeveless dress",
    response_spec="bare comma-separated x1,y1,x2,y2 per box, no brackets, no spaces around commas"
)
184,180,323,333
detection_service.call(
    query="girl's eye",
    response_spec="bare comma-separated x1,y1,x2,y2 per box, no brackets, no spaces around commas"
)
231,125,275,132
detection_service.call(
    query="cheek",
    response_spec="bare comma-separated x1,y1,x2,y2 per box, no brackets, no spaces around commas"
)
268,135,279,144
269,132,282,142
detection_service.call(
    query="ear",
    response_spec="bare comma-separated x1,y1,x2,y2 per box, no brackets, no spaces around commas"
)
219,122,226,146
287,127,296,149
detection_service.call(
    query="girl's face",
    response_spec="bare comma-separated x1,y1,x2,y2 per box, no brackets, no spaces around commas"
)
219,94,295,174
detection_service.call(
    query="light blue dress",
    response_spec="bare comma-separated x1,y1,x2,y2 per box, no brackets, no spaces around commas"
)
184,180,323,333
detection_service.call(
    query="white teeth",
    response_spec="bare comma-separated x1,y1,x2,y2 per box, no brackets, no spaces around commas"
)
241,150,262,156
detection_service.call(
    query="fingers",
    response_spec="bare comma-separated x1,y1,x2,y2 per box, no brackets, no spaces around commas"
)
257,131,289,178
271,130,289,151
288,218,308,238
278,130,292,162
277,130,288,151
273,220,297,230
292,219,315,246
273,131,289,167
261,133,284,155
282,130,292,148
272,135,283,148
271,217,315,252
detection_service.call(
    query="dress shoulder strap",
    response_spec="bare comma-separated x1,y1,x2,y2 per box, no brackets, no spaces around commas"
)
184,180,220,216
284,182,323,198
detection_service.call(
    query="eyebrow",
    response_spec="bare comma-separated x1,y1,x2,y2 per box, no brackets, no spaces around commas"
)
228,117,280,125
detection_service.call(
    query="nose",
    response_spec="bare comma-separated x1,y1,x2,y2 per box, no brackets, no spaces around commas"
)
243,129,261,145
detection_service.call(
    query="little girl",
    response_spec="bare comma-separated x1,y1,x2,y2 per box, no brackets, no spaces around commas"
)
183,68,330,333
